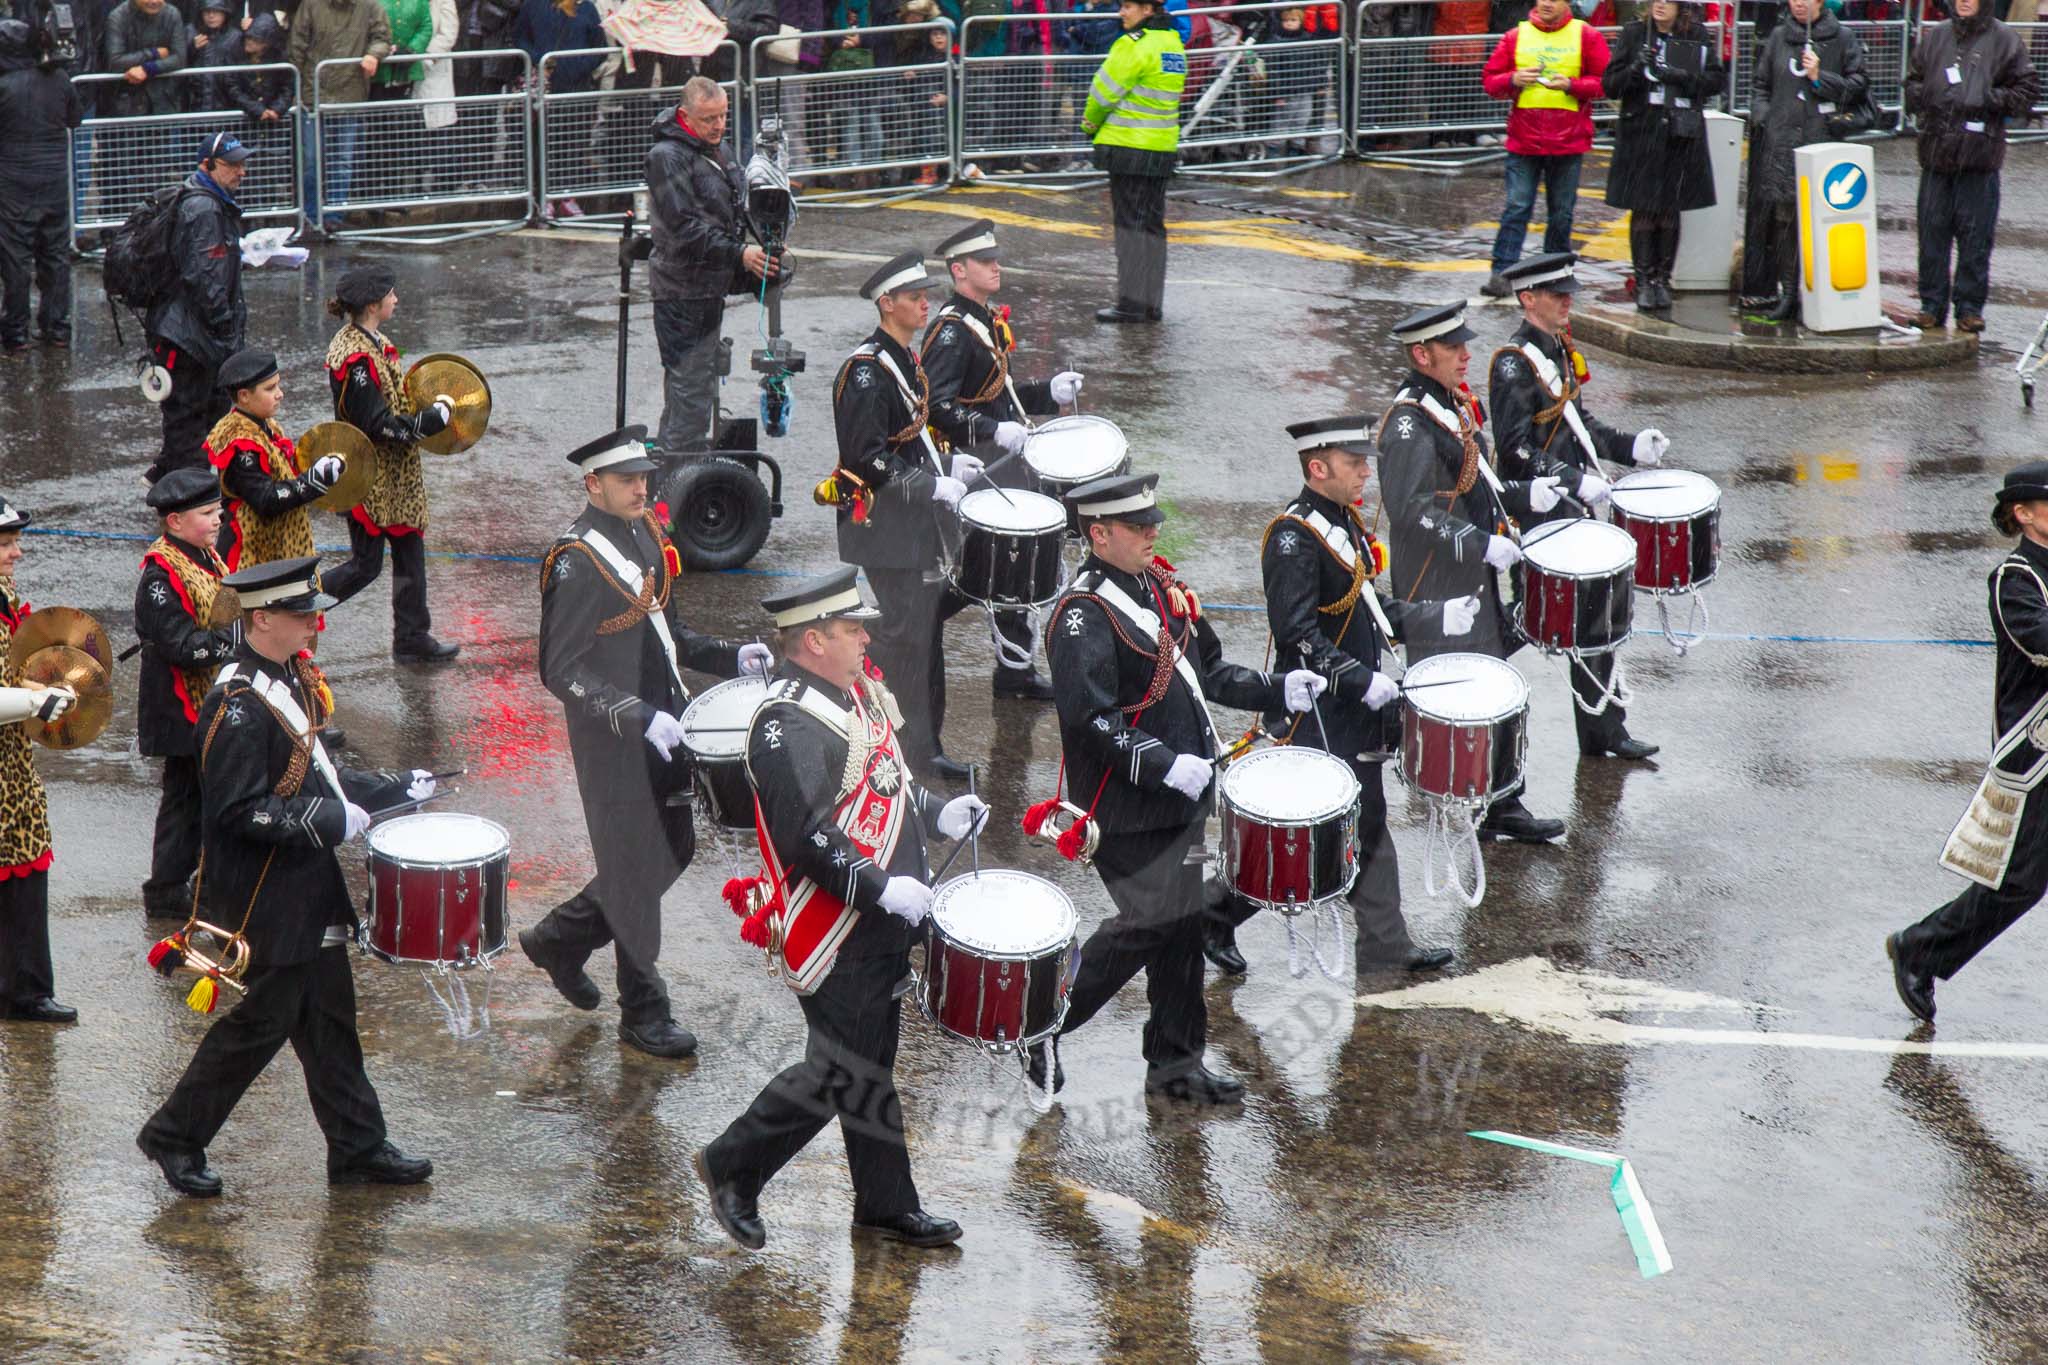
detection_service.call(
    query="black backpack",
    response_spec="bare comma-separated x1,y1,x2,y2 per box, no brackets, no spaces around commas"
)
103,185,196,316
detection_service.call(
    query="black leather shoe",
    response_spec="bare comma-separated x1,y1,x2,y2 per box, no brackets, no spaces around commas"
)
1203,924,1248,976
1652,280,1674,310
518,928,601,1011
330,1141,433,1186
1145,1064,1245,1106
5,996,77,1023
993,669,1056,701
1763,292,1799,323
1023,1038,1065,1095
140,1140,223,1198
1478,800,1565,844
1583,736,1660,760
1886,933,1936,1024
1480,272,1511,299
394,636,461,664
1738,291,1781,313
855,1209,963,1248
619,1018,699,1058
1405,946,1454,972
695,1149,766,1250
1094,305,1153,324
928,752,973,781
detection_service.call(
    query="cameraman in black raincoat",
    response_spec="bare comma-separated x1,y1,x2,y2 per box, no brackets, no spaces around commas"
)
0,16,81,353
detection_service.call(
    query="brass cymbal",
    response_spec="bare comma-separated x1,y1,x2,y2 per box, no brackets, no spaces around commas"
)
6,606,114,676
404,355,492,456
294,422,380,514
205,585,242,631
19,645,112,750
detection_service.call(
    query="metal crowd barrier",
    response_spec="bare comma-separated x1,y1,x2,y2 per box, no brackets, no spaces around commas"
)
747,23,954,194
1993,18,2048,135
313,49,533,242
1729,17,1911,128
536,44,738,214
1178,2,1351,165
956,12,1105,175
71,66,303,234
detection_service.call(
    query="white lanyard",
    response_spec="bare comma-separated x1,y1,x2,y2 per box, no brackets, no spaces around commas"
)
216,662,343,798
869,347,945,472
1085,573,1220,751
939,306,1030,422
1294,504,1398,644
1518,340,1603,469
580,526,686,701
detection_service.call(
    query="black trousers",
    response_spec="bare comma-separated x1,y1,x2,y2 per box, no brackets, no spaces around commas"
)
319,519,434,645
0,195,68,346
148,339,229,483
0,870,55,1007
1740,196,1799,299
527,796,694,1026
1917,168,2000,324
1061,823,1207,1075
137,947,388,1170
1108,172,1169,315
1571,651,1630,751
864,566,950,769
144,754,203,913
704,948,919,1222
653,297,726,456
1899,787,2048,981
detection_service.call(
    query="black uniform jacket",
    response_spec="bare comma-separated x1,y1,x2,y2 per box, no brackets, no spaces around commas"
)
1489,320,1636,525
1377,369,1541,656
1047,554,1283,835
145,172,245,369
539,503,742,807
832,328,950,573
135,534,237,759
195,645,407,967
920,293,1059,450
745,661,945,961
1989,536,2048,742
1263,485,1432,759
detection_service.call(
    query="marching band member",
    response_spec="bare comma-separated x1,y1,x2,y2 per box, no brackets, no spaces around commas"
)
207,347,337,572
136,556,435,1197
696,568,977,1251
135,469,237,922
1205,417,1473,978
1487,251,1664,760
824,249,974,780
1027,473,1326,1105
317,265,461,664
922,218,1083,704
522,427,772,1060
0,496,77,1024
1375,301,1567,844
1888,465,2048,1023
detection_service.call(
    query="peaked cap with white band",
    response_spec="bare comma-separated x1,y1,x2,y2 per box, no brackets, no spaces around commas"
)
1391,301,1477,347
1498,250,1581,295
762,566,883,630
860,250,948,301
0,496,30,532
1286,415,1378,457
566,424,657,476
222,554,338,613
935,218,1000,262
1065,472,1166,527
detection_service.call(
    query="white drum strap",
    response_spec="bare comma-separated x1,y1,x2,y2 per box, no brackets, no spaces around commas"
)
1084,574,1222,752
871,347,946,472
1656,593,1710,657
579,527,686,701
1550,650,1632,716
420,962,492,1040
943,307,1031,426
1518,341,1608,479
1421,800,1487,909
1291,505,1399,645
1282,901,1350,982
215,662,342,798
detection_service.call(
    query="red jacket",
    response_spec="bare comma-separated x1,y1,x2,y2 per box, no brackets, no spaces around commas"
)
1481,17,1611,157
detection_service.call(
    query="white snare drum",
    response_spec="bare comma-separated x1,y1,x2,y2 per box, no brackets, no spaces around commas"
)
1610,469,1722,595
365,813,510,968
1400,653,1529,802
923,870,1078,1050
1023,416,1130,534
682,675,771,830
1218,748,1360,915
1519,519,1636,654
951,487,1068,607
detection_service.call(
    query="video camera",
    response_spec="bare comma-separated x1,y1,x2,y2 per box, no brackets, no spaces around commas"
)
32,0,77,67
743,117,803,438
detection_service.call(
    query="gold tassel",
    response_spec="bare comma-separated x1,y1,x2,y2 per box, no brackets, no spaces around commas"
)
186,976,220,1014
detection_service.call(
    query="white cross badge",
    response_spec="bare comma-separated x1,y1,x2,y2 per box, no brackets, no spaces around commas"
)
1277,530,1298,554
1065,607,1086,637
149,582,168,605
763,720,784,749
1396,415,1416,439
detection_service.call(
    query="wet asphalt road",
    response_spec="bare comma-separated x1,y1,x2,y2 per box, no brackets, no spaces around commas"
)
4,135,2048,1363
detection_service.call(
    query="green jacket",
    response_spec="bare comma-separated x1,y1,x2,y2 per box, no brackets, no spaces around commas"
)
1082,18,1185,154
376,0,433,83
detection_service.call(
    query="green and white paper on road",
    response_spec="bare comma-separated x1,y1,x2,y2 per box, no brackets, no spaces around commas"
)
1468,1131,1674,1280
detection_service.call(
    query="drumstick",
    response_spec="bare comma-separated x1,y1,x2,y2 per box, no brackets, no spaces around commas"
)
967,763,981,879
366,786,459,822
1398,677,1477,693
1309,692,1331,752
968,464,1019,508
932,822,979,883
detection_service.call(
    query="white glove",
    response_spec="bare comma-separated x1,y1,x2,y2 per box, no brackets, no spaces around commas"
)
644,710,686,761
937,793,990,841
1442,594,1480,636
1633,429,1669,467
1484,535,1523,570
1577,471,1612,507
949,451,985,484
343,802,373,842
1050,371,1084,405
307,455,345,490
737,642,774,677
879,875,934,925
406,768,436,802
1163,753,1213,800
433,396,455,425
1282,668,1327,714
32,687,76,723
931,475,967,509
1527,475,1564,514
993,421,1030,455
1364,672,1399,710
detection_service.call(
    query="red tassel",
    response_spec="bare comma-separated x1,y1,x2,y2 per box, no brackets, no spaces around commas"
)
653,500,671,527
722,876,760,918
148,936,186,977
1150,553,1177,576
1021,798,1060,838
1055,821,1088,862
738,909,771,949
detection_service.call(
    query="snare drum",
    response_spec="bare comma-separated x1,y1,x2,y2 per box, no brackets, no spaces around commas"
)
1609,470,1722,595
365,812,510,968
1519,519,1636,654
1400,653,1529,802
951,487,1067,607
1218,748,1360,915
682,675,771,830
923,870,1078,1050
1023,416,1130,534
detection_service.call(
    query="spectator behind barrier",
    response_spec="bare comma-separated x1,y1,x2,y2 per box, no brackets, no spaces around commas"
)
0,16,83,352
288,0,394,229
825,0,886,183
892,0,948,184
374,0,435,98
698,0,781,82
105,0,191,115
515,0,605,91
185,0,239,110
226,13,292,125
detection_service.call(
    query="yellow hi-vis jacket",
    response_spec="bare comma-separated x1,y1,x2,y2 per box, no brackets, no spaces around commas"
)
1514,17,1586,111
1083,23,1187,153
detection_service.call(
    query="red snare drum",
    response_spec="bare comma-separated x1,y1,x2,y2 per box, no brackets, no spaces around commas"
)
1609,470,1722,595
922,870,1077,1050
365,813,510,969
1218,748,1359,915
1400,653,1529,802
1519,519,1637,654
